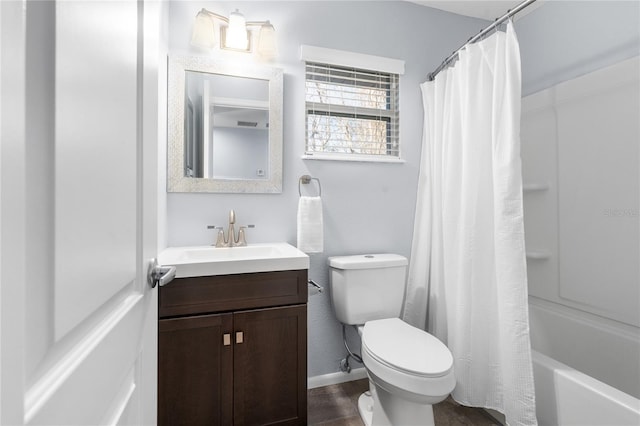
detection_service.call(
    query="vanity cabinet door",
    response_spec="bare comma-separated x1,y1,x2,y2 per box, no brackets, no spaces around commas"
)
159,313,233,426
233,304,307,426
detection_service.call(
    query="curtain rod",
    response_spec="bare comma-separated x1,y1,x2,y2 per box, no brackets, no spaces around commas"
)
427,0,538,81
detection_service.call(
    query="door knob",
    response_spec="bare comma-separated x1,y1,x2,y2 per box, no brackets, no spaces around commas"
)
147,258,177,288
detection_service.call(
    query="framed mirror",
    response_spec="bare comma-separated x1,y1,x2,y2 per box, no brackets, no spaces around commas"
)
168,56,283,193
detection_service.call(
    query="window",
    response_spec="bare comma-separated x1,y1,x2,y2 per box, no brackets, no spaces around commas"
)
303,50,401,161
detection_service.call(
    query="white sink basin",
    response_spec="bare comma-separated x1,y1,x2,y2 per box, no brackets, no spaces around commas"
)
158,243,309,278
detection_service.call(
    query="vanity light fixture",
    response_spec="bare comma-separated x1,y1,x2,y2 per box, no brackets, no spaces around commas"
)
257,21,277,59
191,10,217,49
225,9,248,50
190,8,277,58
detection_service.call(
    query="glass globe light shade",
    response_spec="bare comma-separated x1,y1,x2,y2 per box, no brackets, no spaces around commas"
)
257,21,277,59
225,9,248,50
190,10,216,49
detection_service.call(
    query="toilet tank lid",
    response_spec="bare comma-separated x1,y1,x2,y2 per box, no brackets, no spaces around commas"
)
327,254,408,270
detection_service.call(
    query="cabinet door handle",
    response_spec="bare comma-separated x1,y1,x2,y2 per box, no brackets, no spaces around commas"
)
235,331,244,344
223,333,231,346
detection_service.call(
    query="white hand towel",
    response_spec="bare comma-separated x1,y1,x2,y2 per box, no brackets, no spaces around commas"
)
297,196,323,253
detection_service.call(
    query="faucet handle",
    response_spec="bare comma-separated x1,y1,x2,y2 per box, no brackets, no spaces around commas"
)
207,225,228,247
236,228,247,247
235,225,255,247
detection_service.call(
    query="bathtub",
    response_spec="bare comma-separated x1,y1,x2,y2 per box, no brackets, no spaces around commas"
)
532,351,640,426
529,299,640,426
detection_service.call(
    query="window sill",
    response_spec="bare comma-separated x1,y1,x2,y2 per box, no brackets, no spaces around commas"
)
301,153,405,164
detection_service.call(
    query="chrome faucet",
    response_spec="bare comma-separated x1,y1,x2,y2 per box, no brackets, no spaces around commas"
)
207,210,254,247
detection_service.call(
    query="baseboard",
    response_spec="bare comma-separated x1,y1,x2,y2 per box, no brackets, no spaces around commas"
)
307,368,368,389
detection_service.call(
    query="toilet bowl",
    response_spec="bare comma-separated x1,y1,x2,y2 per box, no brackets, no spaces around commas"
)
358,318,455,426
328,254,456,426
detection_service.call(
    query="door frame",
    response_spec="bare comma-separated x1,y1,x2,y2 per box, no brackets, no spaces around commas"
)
1,0,29,423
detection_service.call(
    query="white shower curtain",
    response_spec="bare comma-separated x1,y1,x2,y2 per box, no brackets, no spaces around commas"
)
403,22,537,426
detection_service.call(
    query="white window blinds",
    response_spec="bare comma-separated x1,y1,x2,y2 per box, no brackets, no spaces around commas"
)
305,62,400,159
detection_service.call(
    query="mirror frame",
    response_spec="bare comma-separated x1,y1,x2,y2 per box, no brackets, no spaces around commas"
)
168,56,283,193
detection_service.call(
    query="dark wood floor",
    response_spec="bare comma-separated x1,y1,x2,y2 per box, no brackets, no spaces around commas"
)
308,379,501,426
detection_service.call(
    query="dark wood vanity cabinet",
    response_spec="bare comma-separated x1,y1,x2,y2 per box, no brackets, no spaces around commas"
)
158,270,308,426
159,313,233,425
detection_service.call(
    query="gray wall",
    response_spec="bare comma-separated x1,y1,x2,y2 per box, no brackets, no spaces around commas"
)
165,1,486,378
517,0,640,96
163,1,640,379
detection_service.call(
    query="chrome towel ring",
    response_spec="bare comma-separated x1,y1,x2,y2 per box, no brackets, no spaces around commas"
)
298,175,321,196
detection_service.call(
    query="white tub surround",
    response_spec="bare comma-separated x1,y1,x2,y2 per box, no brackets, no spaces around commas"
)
522,56,640,399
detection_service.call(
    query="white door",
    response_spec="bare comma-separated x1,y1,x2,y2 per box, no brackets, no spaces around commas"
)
0,1,162,424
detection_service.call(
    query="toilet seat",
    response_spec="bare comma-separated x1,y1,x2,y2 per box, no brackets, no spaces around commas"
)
361,318,456,400
362,318,453,378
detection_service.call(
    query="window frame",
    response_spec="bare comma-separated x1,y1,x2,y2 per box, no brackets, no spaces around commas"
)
300,45,405,163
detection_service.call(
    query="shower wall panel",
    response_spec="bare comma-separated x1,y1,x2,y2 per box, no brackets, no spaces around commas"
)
555,63,639,327
522,56,639,327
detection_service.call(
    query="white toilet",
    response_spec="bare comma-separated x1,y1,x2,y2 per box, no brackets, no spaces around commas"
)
328,254,455,426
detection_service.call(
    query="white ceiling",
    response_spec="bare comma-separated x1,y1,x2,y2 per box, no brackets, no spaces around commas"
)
409,0,542,21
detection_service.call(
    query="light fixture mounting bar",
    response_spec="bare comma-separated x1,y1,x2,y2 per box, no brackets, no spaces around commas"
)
246,21,273,28
198,8,229,23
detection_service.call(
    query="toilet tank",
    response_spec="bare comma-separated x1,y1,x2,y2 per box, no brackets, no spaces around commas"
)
328,254,408,325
